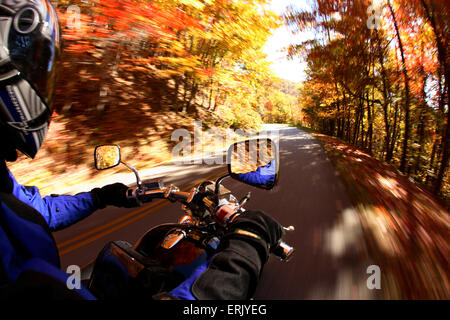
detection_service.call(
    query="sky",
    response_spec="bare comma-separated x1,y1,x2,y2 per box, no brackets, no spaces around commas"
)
263,0,313,83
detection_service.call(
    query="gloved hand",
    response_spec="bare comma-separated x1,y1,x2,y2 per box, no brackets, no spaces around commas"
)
90,183,138,209
183,211,284,299
224,210,284,263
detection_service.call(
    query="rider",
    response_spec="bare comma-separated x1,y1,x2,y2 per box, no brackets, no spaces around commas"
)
237,159,277,187
0,0,283,300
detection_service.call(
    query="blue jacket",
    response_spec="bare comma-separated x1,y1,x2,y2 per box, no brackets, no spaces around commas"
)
0,169,96,299
237,160,276,186
0,169,265,300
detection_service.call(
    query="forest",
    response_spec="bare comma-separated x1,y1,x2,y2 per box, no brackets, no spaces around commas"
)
9,0,448,205
285,0,449,199
8,0,302,194
53,0,300,133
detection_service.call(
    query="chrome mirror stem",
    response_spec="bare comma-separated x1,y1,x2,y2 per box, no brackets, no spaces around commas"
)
121,160,143,191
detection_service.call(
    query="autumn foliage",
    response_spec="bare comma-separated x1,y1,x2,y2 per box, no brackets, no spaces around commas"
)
13,0,301,175
286,0,449,200
53,0,283,119
7,0,306,194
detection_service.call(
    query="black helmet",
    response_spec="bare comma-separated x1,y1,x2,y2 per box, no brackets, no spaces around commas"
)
0,0,61,158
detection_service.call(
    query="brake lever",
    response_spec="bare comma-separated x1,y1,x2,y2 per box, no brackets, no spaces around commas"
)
238,192,251,208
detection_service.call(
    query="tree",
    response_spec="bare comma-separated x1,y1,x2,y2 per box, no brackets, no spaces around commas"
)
285,0,449,196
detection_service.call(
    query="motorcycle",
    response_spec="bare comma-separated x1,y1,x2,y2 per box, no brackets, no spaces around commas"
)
84,138,295,299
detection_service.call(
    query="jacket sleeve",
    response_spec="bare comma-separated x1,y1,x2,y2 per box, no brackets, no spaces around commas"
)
9,171,97,231
237,169,275,186
41,193,97,231
168,238,263,300
238,170,265,185
191,238,265,300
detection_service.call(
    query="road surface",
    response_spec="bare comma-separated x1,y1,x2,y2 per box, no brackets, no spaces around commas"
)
53,125,380,299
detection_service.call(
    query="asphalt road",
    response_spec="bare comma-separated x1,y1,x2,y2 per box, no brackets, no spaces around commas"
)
53,125,381,299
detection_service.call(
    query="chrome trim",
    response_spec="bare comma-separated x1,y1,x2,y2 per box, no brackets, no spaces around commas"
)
0,69,19,81
0,18,12,60
161,229,186,250
13,6,40,34
121,160,143,191
164,184,173,198
0,5,16,15
186,187,196,203
0,56,11,66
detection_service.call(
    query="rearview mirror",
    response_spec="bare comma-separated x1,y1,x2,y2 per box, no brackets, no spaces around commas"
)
227,138,279,190
94,145,121,170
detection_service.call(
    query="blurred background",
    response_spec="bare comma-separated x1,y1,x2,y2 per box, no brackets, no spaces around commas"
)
7,0,449,299
11,0,303,194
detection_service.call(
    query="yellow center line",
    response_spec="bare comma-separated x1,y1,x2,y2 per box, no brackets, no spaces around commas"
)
57,200,163,249
59,201,170,256
58,169,228,256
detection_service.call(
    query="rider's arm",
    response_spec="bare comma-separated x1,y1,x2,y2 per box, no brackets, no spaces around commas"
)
7,171,96,231
238,170,265,185
190,237,265,299
237,161,276,186
169,210,284,300
8,171,132,231
42,183,135,231
41,182,134,231
41,193,97,231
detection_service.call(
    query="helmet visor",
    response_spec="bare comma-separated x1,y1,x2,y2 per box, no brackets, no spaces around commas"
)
5,0,61,109
0,0,60,158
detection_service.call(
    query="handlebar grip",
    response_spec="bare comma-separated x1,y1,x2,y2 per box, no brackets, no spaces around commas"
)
271,241,295,262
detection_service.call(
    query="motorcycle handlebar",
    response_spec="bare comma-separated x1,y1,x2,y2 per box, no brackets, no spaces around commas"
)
127,184,190,203
126,183,294,261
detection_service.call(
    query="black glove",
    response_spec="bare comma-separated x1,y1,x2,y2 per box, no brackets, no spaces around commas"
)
90,183,137,209
190,211,284,299
224,210,284,263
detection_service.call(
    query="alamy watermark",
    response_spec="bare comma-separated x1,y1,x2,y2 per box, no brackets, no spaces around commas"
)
52,3,81,30
367,2,382,29
65,263,382,291
66,264,81,290
170,121,280,166
366,265,381,290
65,5,81,30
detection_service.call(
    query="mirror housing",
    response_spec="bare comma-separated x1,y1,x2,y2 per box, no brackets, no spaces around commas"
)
94,145,121,170
227,138,279,190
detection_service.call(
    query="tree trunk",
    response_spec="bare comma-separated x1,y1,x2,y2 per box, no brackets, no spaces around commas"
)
388,0,412,174
420,0,449,194
367,91,374,154
386,101,400,162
